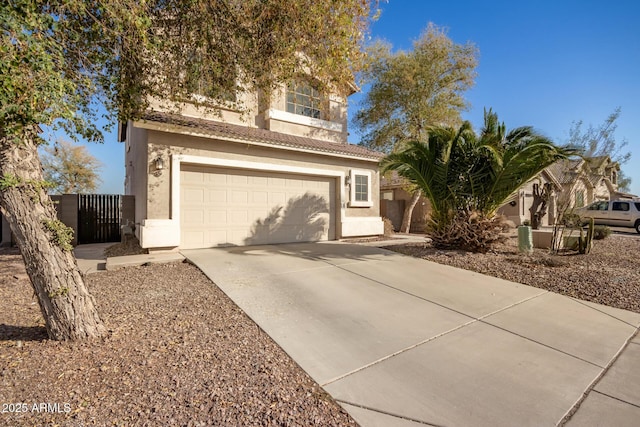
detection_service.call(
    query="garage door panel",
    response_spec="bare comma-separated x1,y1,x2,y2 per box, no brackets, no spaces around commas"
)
252,176,268,186
209,211,226,223
286,178,303,188
269,177,285,187
183,209,204,224
180,165,335,248
183,230,205,247
230,174,248,185
252,191,268,204
209,190,226,203
183,188,204,204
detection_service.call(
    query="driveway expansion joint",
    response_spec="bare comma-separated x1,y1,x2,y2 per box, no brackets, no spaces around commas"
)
337,400,444,426
321,281,551,387
557,328,640,426
327,258,549,321
478,319,606,369
320,320,478,387
570,298,640,328
591,390,640,409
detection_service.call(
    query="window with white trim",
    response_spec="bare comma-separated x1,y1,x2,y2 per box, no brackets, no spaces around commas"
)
286,80,324,119
349,170,373,207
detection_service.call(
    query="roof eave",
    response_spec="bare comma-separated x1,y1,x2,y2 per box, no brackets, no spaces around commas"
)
133,119,382,163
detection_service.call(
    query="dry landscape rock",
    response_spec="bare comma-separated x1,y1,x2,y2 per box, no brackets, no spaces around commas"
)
2,233,638,426
0,249,357,426
387,233,640,314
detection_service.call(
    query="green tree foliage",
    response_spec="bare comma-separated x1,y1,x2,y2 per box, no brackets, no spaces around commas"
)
568,107,632,191
2,0,373,139
0,0,375,340
353,23,479,153
381,110,577,252
352,23,478,233
41,140,103,194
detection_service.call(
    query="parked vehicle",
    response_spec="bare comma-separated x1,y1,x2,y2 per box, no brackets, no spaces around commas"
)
576,200,640,233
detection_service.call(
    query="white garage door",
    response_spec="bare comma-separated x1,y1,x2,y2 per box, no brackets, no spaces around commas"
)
180,165,336,248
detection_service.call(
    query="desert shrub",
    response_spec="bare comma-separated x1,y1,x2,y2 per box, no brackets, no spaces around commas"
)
593,225,612,240
427,211,510,253
382,217,394,237
560,212,582,228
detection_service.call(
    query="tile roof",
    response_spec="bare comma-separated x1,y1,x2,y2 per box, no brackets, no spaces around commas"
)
140,111,384,161
546,159,583,185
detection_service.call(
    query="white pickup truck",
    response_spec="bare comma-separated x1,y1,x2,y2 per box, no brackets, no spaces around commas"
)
576,199,640,233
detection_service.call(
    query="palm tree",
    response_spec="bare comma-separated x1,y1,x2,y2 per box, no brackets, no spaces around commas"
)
381,109,577,251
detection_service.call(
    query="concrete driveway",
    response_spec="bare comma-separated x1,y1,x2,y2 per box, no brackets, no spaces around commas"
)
183,242,640,426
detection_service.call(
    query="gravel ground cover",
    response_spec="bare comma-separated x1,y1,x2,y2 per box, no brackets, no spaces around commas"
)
2,233,637,426
0,249,357,426
386,233,640,313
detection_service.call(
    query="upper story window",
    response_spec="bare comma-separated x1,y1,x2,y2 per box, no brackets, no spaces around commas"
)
575,190,584,208
286,80,324,119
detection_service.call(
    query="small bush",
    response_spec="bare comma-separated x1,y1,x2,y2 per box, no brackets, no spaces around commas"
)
560,212,582,228
427,212,510,253
593,225,612,240
382,217,394,237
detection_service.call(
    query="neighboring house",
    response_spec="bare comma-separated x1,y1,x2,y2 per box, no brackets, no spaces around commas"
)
380,172,430,232
499,156,622,226
497,169,562,227
547,156,619,207
123,79,384,251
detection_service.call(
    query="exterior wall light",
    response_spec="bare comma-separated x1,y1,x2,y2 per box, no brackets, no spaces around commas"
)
154,157,164,171
151,156,164,177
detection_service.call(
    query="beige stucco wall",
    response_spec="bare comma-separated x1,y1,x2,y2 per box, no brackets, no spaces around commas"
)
124,124,149,235
497,175,557,227
147,83,348,144
143,130,379,221
592,178,611,201
147,89,259,128
384,188,431,232
564,178,592,209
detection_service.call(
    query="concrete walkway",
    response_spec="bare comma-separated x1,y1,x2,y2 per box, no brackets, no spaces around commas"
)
73,243,112,274
73,243,184,274
183,242,640,427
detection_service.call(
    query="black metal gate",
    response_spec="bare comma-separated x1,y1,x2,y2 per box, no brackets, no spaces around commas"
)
78,194,122,244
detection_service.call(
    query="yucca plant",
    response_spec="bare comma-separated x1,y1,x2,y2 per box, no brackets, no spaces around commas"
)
381,109,578,251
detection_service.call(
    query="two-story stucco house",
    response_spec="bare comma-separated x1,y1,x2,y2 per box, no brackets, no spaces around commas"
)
122,79,384,251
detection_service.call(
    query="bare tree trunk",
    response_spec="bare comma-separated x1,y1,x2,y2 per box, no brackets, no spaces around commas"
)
400,189,422,233
0,127,106,341
529,183,549,229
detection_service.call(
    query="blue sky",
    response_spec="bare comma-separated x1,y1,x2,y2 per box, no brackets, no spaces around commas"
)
58,0,640,196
